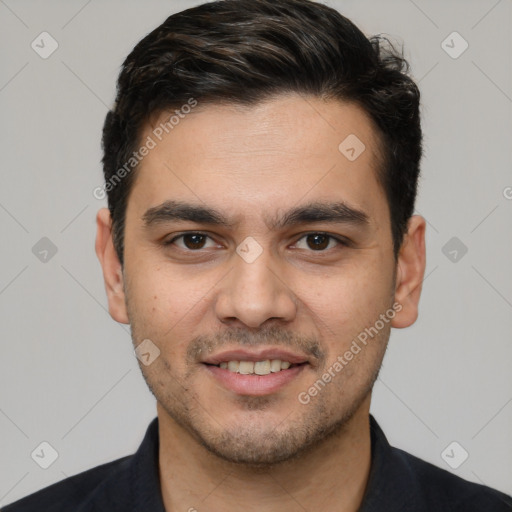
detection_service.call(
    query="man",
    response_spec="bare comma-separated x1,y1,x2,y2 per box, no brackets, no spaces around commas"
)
4,0,511,510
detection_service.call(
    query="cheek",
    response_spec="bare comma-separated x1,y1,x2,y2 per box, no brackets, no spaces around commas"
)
296,263,390,332
126,264,214,348
125,265,173,336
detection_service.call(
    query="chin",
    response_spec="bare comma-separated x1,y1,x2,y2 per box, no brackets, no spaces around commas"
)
185,403,357,469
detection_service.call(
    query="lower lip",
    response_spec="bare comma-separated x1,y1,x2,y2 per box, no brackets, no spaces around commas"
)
204,364,307,396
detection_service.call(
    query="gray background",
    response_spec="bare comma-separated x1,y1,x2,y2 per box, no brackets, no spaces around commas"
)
1,0,511,506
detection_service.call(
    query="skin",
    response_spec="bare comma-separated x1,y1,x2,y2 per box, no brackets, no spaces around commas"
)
96,93,426,512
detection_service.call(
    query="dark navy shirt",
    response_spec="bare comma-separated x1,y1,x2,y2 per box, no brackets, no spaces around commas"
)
3,415,511,511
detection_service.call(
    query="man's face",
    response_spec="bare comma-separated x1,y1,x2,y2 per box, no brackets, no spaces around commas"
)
115,94,401,465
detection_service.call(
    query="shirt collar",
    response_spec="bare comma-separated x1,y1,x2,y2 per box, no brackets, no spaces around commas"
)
358,415,428,512
131,414,425,512
130,417,166,512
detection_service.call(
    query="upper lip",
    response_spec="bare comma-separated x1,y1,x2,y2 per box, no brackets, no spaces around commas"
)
201,348,310,366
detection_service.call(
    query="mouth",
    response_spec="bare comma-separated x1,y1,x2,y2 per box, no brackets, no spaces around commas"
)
201,349,311,396
204,359,306,375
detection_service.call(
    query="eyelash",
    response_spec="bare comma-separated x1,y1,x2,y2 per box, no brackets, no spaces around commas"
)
164,231,349,253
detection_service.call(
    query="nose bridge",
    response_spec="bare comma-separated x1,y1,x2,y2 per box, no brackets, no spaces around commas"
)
214,240,297,328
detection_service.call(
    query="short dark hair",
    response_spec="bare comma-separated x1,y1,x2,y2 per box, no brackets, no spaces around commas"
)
101,0,422,266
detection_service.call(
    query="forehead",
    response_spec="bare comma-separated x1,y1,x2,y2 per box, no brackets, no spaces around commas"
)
130,94,387,228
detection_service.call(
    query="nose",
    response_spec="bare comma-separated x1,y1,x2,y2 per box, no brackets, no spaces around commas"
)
214,246,298,329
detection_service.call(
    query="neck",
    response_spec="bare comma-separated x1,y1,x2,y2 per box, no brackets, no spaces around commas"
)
158,399,372,512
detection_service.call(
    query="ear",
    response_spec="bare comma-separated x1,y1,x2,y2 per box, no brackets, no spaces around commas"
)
391,215,426,329
95,208,129,324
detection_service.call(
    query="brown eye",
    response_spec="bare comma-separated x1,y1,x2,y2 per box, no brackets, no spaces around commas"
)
182,234,207,249
294,233,345,252
306,234,330,250
166,233,216,250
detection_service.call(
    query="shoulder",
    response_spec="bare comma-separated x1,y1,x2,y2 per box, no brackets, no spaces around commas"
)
392,446,512,511
2,455,132,512
364,416,512,511
3,417,162,512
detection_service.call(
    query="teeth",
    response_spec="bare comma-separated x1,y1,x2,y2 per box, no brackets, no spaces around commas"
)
218,359,295,375
254,360,271,375
270,359,282,373
227,361,239,372
238,361,254,374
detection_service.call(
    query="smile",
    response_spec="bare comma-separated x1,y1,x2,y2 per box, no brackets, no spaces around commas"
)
211,359,297,375
203,361,309,395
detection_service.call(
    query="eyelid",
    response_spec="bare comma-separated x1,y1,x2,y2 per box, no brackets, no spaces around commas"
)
165,231,219,247
292,232,349,250
164,231,350,251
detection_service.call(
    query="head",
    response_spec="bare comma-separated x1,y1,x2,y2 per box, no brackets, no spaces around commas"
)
96,0,426,467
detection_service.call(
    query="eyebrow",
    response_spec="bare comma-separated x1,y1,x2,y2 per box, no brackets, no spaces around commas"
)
142,200,370,231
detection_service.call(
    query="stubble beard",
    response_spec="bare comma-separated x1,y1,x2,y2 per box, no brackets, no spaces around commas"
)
135,335,388,469
124,276,392,468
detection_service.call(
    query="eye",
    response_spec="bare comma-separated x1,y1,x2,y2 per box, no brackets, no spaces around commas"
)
165,232,218,250
293,233,346,251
